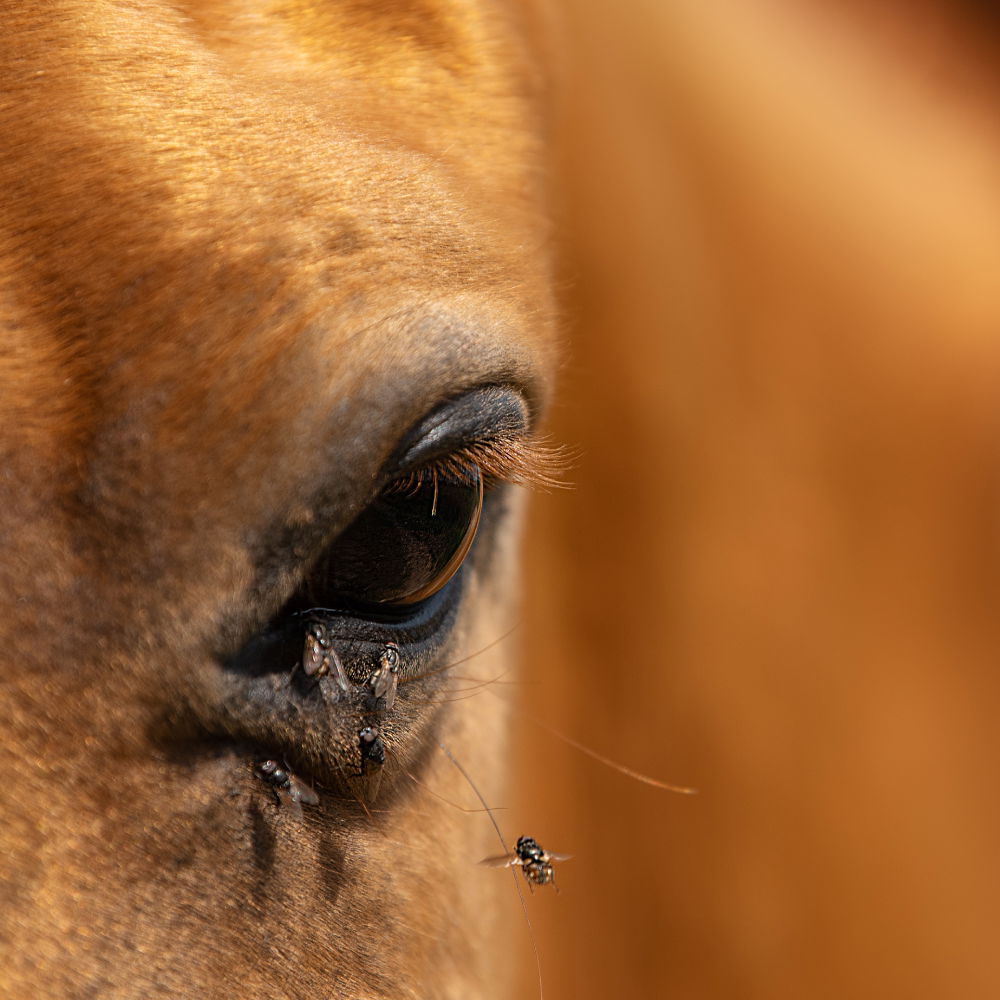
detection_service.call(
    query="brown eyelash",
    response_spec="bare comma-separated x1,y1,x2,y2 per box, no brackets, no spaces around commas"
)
385,436,572,495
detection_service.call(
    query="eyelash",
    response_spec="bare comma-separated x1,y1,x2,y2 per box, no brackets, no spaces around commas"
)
384,435,570,496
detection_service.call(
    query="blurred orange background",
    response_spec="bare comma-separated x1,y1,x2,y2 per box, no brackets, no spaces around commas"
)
514,2,1000,997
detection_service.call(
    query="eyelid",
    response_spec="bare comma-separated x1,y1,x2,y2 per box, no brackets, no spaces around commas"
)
387,387,530,473
383,386,570,493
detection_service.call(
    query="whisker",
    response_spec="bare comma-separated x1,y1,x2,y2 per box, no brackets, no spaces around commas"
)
404,669,518,705
400,623,520,687
503,697,698,795
400,764,508,815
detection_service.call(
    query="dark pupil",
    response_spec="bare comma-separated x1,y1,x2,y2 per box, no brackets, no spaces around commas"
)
305,467,483,607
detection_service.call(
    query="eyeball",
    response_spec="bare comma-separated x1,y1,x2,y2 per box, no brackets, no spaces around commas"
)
302,465,483,608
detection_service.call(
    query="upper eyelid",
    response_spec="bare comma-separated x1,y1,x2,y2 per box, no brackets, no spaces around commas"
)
384,386,531,475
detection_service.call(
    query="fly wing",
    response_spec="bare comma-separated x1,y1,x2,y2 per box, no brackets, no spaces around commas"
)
479,853,519,869
545,852,573,863
382,672,398,712
302,633,326,677
275,785,304,821
370,665,398,711
288,777,319,807
371,665,390,699
327,648,352,698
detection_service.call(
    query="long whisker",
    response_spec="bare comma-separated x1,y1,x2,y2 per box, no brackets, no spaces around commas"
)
400,764,508,814
400,623,520,686
505,699,698,795
405,669,517,705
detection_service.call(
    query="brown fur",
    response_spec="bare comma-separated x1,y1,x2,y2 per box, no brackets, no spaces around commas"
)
0,3,556,998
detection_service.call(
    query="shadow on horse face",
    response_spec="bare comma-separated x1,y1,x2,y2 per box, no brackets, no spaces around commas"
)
0,4,556,997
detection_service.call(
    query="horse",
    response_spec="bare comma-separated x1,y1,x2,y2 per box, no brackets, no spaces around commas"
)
0,3,557,996
10,4,1000,999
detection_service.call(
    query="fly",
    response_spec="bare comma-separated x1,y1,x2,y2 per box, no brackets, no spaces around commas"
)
254,758,319,820
358,725,385,773
480,835,571,891
368,642,400,711
301,622,351,698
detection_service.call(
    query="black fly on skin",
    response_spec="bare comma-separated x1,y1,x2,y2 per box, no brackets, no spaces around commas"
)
358,726,385,773
300,622,351,699
367,643,399,711
254,759,319,820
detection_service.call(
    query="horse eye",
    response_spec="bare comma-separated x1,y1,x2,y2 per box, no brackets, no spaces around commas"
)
303,465,483,608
